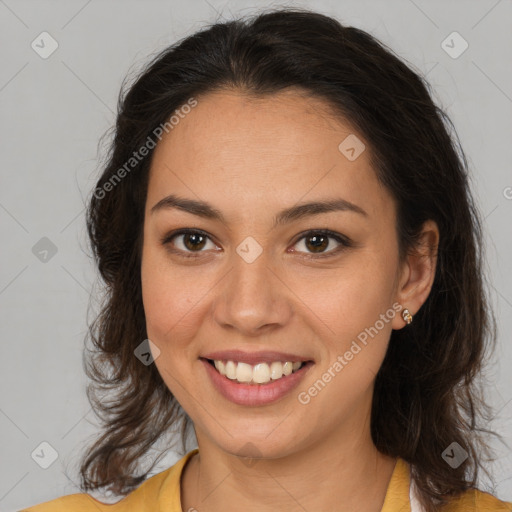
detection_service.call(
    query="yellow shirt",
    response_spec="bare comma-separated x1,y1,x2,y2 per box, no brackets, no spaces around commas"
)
21,448,512,511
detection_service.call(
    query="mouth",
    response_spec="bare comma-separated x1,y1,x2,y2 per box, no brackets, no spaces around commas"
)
201,357,312,385
199,355,315,406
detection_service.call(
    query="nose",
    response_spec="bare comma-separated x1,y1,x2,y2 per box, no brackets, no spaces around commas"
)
212,247,293,336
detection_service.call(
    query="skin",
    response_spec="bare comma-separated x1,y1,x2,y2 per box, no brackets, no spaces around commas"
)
140,88,439,512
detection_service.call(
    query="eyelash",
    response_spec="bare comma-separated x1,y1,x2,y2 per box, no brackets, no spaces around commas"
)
160,228,353,260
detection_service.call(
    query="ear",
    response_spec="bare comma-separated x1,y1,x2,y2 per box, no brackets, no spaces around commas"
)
392,219,439,330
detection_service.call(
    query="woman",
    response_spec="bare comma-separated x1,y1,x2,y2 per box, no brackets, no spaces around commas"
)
23,8,512,512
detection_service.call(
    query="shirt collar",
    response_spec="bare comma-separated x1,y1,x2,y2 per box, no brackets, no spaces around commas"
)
163,450,413,512
381,457,413,512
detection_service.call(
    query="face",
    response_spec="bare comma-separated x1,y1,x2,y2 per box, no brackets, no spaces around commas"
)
141,88,408,459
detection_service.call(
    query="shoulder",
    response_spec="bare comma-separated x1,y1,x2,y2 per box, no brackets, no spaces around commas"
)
439,487,512,511
20,492,118,511
19,477,168,512
21,472,170,511
21,448,199,512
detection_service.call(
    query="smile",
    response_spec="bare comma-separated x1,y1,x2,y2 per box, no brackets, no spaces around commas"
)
211,359,305,384
200,357,315,406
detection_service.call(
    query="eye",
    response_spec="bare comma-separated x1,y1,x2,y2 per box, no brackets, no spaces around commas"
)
290,229,352,258
161,229,218,258
161,228,353,259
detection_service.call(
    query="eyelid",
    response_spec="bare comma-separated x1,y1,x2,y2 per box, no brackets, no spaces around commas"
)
160,228,353,258
289,229,352,258
160,228,220,256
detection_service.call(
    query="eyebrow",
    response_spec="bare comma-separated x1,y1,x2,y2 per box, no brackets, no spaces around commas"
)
150,193,368,227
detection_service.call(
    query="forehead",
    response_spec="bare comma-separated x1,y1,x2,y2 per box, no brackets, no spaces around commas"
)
147,88,391,221
154,88,356,160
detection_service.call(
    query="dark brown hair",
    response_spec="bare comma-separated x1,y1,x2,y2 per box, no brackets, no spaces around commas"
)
79,8,503,511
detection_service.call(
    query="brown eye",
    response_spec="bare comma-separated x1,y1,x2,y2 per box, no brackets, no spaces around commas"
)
291,230,352,258
161,228,352,260
161,229,217,257
181,232,208,251
304,233,330,253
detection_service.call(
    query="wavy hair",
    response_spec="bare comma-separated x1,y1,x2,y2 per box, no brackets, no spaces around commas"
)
79,8,501,512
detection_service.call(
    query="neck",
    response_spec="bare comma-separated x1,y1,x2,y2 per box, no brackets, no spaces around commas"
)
181,421,397,512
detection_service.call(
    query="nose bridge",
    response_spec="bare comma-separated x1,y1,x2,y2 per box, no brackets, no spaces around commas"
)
213,239,289,334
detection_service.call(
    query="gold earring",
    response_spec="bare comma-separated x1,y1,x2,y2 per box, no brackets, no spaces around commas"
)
402,308,413,325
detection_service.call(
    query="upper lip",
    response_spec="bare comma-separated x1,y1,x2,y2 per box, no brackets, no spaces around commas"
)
201,350,314,365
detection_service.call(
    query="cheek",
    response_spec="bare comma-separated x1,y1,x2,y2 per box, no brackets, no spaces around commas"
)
140,243,210,346
300,252,396,341
140,245,203,397
297,261,395,418
302,249,398,396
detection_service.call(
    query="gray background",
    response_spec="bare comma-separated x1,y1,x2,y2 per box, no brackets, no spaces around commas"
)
1,0,511,510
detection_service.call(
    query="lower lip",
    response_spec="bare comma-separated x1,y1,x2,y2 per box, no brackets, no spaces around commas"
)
201,358,314,406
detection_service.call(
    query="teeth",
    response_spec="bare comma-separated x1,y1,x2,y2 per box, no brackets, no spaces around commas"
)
270,361,283,379
225,360,237,380
236,362,253,383
283,362,293,376
213,359,305,384
252,363,270,384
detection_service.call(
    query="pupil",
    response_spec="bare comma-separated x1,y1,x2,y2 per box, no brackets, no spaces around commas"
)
185,233,206,251
307,235,328,253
